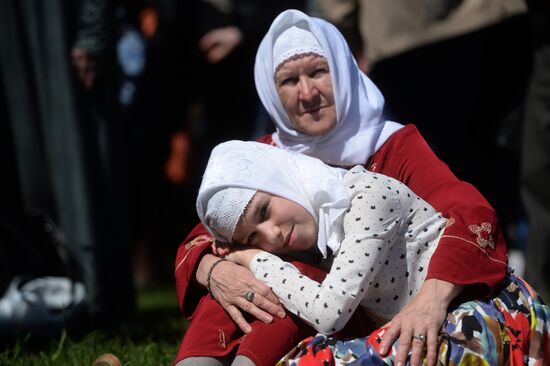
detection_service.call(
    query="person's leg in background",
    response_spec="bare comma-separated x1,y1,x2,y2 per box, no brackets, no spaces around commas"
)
521,7,550,302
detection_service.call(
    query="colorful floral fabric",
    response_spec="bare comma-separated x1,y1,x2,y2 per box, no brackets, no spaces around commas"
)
278,275,550,366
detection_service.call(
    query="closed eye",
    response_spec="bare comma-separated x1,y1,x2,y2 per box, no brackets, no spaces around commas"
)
310,68,328,78
247,200,269,245
279,77,298,86
260,201,269,220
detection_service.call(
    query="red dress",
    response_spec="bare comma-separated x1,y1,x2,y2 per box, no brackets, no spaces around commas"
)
172,124,508,366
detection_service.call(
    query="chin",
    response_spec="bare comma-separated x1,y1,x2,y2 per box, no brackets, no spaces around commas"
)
297,122,333,136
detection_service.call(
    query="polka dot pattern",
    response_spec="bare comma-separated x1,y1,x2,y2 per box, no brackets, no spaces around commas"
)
250,166,447,333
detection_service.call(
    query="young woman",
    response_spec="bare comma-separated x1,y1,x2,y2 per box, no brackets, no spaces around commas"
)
197,139,549,366
174,10,510,366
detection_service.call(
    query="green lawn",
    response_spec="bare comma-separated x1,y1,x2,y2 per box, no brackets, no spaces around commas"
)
0,287,187,366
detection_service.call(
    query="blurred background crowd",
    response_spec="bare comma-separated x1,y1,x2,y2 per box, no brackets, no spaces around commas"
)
0,0,548,337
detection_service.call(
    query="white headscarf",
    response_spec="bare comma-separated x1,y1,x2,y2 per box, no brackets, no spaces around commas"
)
272,25,326,73
254,9,403,166
197,140,350,257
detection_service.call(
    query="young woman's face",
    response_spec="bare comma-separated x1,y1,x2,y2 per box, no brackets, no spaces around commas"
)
275,54,337,136
232,191,317,254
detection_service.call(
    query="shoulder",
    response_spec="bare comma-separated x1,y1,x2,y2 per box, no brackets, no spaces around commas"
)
255,134,276,145
343,165,373,187
343,166,404,215
344,165,406,196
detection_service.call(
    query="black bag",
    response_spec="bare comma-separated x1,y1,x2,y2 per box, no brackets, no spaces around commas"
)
0,209,86,340
0,209,82,295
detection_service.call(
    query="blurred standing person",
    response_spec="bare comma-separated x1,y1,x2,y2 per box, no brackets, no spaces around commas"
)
192,0,306,180
122,0,204,286
0,0,134,327
316,0,532,260
522,0,550,302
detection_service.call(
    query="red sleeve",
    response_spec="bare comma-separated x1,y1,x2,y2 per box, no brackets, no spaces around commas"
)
368,124,508,297
174,223,214,317
255,134,274,144
174,134,276,318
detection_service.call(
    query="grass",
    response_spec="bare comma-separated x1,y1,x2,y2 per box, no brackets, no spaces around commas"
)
0,286,187,366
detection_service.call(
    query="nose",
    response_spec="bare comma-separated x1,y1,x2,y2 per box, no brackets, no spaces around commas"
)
258,222,282,245
298,76,319,101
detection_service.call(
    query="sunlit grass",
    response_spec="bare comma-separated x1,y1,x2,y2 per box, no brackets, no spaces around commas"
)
0,286,187,366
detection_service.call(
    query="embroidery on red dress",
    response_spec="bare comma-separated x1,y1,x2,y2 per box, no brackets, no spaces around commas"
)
468,222,495,250
185,234,213,250
218,329,226,349
445,217,456,228
175,234,214,273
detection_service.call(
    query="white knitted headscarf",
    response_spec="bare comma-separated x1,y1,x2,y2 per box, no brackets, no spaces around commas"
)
206,188,256,242
272,25,326,73
255,9,403,166
197,140,350,257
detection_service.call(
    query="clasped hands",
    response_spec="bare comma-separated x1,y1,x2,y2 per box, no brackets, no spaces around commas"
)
197,243,285,334
200,242,459,366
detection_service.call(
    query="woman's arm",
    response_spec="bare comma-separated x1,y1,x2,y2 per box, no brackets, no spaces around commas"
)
174,223,214,316
233,230,394,334
174,223,284,333
369,124,500,366
228,174,403,334
370,124,507,296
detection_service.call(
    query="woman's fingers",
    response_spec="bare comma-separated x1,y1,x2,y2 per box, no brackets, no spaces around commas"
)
227,284,285,323
383,320,440,366
236,293,274,324
249,290,286,318
219,290,281,333
248,280,285,317
409,331,427,366
425,326,440,366
224,304,252,333
216,291,272,331
230,268,284,317
379,322,398,355
209,261,285,323
394,324,414,366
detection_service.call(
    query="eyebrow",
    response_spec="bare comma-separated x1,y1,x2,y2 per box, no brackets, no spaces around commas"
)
277,59,328,77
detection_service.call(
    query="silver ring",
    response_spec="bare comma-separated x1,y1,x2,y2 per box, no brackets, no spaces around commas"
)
413,334,426,342
245,290,255,302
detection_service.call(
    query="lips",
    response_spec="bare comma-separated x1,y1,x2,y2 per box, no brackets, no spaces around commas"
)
284,225,294,248
302,106,323,114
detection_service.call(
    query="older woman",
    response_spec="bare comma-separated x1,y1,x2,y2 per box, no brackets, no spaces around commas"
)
174,10,510,366
197,140,549,365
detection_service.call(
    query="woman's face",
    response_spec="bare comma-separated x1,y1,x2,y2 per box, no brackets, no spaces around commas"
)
275,54,337,136
232,191,317,254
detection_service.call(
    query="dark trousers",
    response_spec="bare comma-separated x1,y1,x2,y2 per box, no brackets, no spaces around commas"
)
522,37,550,301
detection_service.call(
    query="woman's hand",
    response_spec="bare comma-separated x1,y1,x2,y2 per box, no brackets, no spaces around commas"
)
196,254,286,333
379,279,463,366
198,26,243,63
71,47,99,90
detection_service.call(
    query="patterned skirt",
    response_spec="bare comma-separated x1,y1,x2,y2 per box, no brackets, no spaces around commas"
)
278,275,550,366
